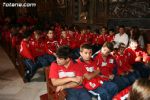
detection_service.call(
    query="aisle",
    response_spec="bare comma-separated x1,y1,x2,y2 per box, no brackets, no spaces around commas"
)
0,46,47,100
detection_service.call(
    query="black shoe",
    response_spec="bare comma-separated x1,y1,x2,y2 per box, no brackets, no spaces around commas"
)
23,71,31,83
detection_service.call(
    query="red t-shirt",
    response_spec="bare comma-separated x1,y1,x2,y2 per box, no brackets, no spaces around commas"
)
49,60,83,88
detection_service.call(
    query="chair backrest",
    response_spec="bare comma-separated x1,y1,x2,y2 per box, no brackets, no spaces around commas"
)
45,67,67,100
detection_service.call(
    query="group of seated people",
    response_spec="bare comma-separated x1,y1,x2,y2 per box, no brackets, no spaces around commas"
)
1,19,150,100
49,43,150,100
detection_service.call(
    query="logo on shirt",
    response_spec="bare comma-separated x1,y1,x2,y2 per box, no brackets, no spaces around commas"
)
109,59,114,63
86,67,94,72
101,62,107,67
58,71,75,78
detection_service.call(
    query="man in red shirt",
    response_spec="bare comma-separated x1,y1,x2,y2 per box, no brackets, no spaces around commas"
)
49,46,91,100
44,30,57,65
29,28,51,67
93,42,130,91
115,43,140,84
124,39,150,78
77,43,118,100
20,30,40,82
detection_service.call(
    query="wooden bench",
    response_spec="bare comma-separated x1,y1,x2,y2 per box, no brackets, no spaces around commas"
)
45,67,67,100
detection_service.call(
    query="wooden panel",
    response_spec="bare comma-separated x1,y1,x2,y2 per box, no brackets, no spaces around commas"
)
45,67,67,100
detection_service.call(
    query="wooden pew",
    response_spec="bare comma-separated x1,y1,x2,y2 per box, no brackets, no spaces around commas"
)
45,67,67,100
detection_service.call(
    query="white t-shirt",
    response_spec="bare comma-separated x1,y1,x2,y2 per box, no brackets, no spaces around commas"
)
114,33,129,47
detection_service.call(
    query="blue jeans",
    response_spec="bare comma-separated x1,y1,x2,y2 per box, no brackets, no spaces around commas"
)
36,54,56,67
65,88,92,100
23,59,39,79
90,81,118,100
132,62,149,78
112,76,130,91
125,71,140,85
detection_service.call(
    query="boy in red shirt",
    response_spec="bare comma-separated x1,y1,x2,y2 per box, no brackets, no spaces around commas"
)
20,30,40,82
93,42,130,91
124,39,150,78
97,26,108,46
107,29,115,42
49,46,91,100
29,28,51,67
44,30,58,64
116,43,140,84
58,31,70,46
77,43,118,100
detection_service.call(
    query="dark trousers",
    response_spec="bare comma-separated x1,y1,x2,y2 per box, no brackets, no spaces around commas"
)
90,81,118,100
111,76,130,92
65,88,92,100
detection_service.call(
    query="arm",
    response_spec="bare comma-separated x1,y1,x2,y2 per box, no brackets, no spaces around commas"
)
55,76,83,92
84,70,100,80
51,76,82,86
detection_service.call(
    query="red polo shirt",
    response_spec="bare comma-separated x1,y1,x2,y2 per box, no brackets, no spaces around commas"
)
113,86,131,100
115,54,132,75
94,52,115,78
124,48,136,65
20,39,34,60
44,37,58,55
124,47,149,64
49,60,83,88
106,34,114,42
97,34,108,45
29,36,46,58
77,58,103,90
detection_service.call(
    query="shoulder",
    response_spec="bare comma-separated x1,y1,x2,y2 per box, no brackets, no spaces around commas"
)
115,33,120,36
50,62,58,68
124,33,128,37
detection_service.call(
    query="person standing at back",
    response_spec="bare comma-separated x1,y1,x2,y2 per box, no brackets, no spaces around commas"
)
114,25,129,47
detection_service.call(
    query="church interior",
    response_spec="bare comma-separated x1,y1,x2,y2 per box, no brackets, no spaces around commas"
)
0,0,150,100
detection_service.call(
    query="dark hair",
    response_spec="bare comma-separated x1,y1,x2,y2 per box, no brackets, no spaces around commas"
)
80,43,92,52
101,26,107,30
109,29,115,32
129,26,141,40
118,43,126,49
102,42,114,51
23,30,32,38
128,78,150,100
56,45,71,59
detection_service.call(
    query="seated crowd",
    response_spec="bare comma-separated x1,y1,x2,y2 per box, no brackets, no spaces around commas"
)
0,16,150,100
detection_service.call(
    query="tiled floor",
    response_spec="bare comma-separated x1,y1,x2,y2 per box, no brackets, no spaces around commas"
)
0,46,47,100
